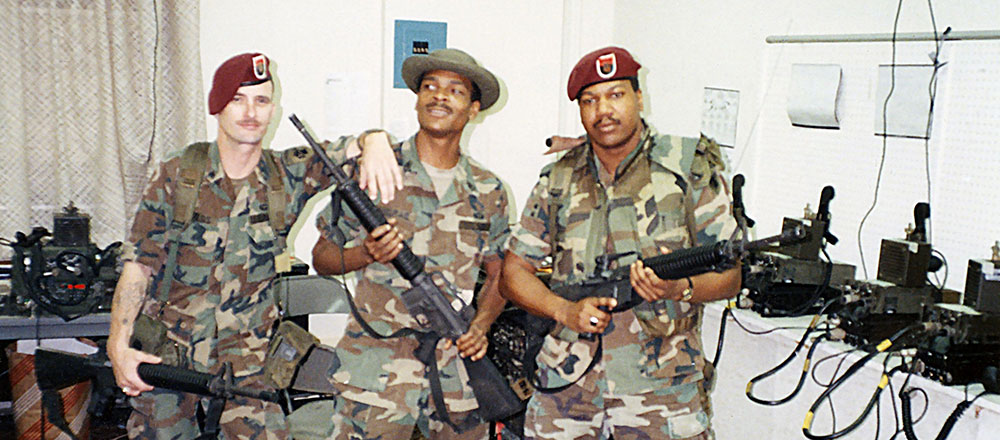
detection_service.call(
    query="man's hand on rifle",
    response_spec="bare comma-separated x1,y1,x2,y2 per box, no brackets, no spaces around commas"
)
444,321,489,361
629,247,690,302
555,296,617,334
108,342,160,397
362,218,405,265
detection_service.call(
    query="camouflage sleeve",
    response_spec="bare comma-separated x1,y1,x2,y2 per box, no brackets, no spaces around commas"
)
284,136,355,209
484,180,512,262
689,137,736,245
122,160,174,277
315,196,363,248
505,165,554,268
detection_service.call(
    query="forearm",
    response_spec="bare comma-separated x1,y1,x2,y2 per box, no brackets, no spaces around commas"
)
688,264,741,303
469,260,506,331
500,253,571,321
312,236,373,275
109,262,151,350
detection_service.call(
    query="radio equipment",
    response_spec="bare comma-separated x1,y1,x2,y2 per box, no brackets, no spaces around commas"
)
915,304,1000,385
963,242,1000,313
876,202,941,288
7,204,120,320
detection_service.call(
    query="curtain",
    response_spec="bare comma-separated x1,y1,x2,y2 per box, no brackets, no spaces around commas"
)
0,0,204,258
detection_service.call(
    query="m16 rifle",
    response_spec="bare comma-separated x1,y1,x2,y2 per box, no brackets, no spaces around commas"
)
545,227,806,335
34,347,280,440
288,115,521,423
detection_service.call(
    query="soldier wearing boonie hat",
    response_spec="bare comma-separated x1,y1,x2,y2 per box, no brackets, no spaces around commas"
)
293,48,512,440
108,52,397,439
502,46,739,439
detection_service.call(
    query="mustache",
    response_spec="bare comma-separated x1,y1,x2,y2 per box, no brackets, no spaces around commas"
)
425,103,452,113
237,119,262,125
592,117,619,128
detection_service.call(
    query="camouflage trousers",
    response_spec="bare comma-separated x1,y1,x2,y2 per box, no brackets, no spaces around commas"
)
127,380,288,439
287,383,487,440
523,379,713,440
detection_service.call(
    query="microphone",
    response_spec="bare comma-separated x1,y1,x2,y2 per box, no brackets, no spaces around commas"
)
731,174,755,228
816,186,838,245
910,202,930,243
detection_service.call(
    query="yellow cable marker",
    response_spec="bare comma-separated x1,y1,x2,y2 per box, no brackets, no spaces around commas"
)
876,339,892,352
803,411,815,429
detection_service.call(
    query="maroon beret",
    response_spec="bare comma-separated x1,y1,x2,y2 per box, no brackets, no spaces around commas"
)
566,46,641,101
208,53,271,115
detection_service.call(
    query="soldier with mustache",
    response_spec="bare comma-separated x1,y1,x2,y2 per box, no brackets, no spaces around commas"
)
501,46,740,439
107,52,396,439
300,48,512,439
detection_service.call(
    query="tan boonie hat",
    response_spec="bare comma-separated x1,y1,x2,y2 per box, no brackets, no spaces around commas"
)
401,48,500,110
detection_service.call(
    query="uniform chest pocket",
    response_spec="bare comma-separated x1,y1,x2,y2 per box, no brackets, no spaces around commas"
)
457,219,489,256
247,220,278,283
172,220,219,289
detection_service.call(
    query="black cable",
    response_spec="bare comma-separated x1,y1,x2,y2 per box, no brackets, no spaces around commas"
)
746,298,840,405
728,309,816,336
747,331,829,406
811,347,861,388
802,323,921,440
709,302,732,368
922,2,947,244
858,0,904,279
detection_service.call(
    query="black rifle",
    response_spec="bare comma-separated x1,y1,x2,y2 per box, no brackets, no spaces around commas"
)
34,348,280,440
551,227,805,316
522,227,806,392
288,115,522,423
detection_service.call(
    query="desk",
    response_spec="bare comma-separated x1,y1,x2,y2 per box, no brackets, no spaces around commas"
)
702,302,1000,439
0,313,109,340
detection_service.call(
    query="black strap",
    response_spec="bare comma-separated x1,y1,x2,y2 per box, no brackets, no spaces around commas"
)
40,389,81,440
197,396,227,440
529,334,603,394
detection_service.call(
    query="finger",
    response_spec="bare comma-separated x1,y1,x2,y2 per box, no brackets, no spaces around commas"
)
358,161,369,190
459,340,484,359
587,296,618,312
467,343,488,361
392,161,404,190
440,339,453,350
377,166,394,204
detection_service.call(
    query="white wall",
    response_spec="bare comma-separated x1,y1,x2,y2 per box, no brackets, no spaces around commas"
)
200,1,616,269
613,0,1000,290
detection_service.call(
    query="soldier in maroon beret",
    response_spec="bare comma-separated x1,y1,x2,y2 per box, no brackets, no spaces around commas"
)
502,46,739,439
107,52,399,439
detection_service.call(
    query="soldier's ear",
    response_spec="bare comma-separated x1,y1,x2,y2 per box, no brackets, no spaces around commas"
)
468,100,481,121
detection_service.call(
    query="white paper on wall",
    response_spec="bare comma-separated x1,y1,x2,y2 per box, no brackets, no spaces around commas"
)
787,63,843,128
324,72,373,138
701,87,740,147
873,64,936,139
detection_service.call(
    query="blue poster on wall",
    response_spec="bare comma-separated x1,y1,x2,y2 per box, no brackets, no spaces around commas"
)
393,20,447,88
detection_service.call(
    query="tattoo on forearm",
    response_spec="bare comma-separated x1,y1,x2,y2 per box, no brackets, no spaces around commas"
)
113,280,147,327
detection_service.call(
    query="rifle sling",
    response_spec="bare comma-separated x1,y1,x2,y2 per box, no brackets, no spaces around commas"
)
529,334,603,394
40,389,82,440
339,274,479,432
198,395,226,440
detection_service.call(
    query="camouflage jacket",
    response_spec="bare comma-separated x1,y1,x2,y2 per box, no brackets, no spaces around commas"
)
316,135,511,412
506,124,735,394
124,140,347,377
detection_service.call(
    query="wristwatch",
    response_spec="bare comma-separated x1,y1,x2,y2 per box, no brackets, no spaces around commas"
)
680,277,694,302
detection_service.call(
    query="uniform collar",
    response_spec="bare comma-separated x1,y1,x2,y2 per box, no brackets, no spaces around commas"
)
400,135,477,206
204,141,272,186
